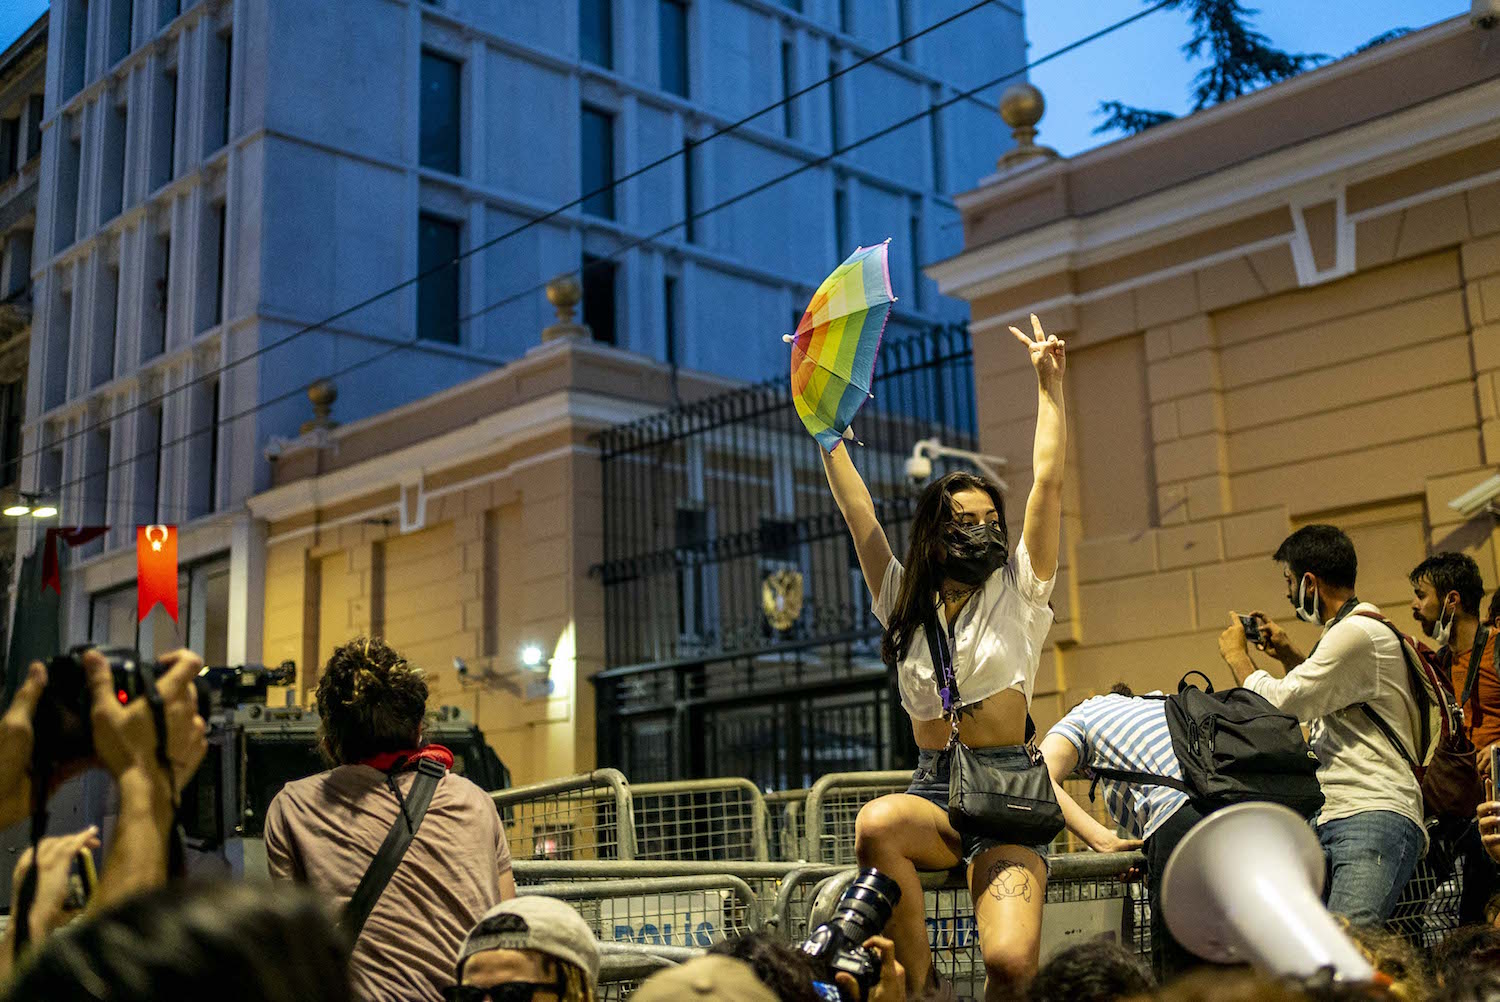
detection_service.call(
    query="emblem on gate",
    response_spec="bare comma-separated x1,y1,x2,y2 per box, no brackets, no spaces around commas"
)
761,569,804,632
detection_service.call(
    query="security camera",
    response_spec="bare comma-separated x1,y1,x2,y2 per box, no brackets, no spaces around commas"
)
1448,473,1500,518
904,437,1010,492
905,452,933,483
1475,0,1500,29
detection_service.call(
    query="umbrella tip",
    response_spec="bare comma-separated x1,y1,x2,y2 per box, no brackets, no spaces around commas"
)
781,333,794,343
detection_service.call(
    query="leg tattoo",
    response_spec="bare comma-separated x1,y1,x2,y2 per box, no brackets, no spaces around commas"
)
984,858,1033,902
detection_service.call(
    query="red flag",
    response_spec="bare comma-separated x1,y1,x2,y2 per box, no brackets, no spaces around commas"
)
137,524,178,622
42,526,110,593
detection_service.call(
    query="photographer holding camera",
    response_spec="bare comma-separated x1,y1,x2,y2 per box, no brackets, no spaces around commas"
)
0,647,208,972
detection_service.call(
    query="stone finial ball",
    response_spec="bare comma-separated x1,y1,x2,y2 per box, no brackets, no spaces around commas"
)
999,83,1045,129
546,275,583,310
307,379,337,408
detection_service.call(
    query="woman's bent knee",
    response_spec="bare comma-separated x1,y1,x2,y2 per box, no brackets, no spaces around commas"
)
854,797,907,860
982,944,1037,988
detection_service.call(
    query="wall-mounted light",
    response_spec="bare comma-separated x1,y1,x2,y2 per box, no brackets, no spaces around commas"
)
4,493,59,519
521,645,545,669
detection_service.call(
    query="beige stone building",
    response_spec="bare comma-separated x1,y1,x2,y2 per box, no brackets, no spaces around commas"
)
246,292,732,786
929,14,1500,726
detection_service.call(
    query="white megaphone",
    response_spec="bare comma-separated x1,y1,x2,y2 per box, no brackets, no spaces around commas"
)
1161,802,1378,983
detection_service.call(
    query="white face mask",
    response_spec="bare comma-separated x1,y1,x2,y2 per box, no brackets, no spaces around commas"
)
1294,575,1322,625
1432,601,1455,648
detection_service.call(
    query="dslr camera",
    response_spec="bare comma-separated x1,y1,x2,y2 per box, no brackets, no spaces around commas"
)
33,647,295,775
800,868,901,1002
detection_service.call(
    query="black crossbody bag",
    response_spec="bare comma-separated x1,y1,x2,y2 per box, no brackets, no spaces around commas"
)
923,605,1064,845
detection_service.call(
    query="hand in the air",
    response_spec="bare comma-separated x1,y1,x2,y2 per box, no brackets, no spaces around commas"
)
1010,313,1065,388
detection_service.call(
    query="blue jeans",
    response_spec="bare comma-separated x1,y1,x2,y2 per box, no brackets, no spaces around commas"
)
1316,810,1423,926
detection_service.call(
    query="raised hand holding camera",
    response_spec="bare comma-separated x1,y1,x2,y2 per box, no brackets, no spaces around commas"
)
84,648,207,793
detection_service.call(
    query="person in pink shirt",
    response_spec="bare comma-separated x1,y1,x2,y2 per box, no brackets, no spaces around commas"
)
265,637,515,1002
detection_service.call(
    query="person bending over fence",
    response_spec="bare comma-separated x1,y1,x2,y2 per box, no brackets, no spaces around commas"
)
820,314,1116,1001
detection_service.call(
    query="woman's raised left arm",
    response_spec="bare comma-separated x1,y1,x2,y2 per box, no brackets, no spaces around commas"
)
1011,314,1065,581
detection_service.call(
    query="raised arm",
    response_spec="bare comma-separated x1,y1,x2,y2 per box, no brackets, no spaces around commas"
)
822,445,896,607
1010,314,1066,581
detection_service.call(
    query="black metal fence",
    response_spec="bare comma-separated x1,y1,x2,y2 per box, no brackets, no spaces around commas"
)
594,325,978,789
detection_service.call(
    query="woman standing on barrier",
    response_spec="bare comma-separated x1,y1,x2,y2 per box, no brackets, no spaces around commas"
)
818,315,1118,1001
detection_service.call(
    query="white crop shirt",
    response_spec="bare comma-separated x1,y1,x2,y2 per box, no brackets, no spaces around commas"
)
871,539,1056,721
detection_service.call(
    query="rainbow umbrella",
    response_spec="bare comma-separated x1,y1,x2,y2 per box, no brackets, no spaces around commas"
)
783,240,896,453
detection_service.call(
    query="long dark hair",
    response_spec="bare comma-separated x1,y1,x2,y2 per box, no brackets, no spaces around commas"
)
880,471,1006,671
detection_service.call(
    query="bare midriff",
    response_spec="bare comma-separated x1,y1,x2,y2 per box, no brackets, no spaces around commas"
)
911,685,1028,751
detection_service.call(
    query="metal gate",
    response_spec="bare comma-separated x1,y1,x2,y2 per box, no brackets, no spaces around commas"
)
594,325,977,789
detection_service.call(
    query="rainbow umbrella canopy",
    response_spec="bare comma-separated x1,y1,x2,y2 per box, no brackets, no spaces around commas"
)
784,240,896,453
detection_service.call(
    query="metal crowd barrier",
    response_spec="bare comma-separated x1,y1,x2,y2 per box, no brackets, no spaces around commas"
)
804,770,914,864
517,873,761,947
630,778,770,862
492,769,637,861
764,788,809,861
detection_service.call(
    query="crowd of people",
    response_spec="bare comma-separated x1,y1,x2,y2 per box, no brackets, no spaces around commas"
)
0,312,1498,1000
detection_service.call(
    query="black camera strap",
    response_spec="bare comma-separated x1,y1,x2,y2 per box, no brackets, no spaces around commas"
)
342,757,448,942
135,659,187,879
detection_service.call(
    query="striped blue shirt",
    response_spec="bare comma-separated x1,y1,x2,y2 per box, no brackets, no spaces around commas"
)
1048,694,1189,839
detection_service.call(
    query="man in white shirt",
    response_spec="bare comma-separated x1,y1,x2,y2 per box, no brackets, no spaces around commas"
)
1218,524,1425,926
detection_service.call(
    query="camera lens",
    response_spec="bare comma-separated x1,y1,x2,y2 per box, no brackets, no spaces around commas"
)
829,868,901,944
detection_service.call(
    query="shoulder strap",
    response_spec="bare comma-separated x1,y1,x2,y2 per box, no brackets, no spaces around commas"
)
1178,670,1215,694
1358,703,1420,774
341,758,447,941
1461,625,1491,709
1349,611,1433,767
922,602,959,709
1087,766,1190,803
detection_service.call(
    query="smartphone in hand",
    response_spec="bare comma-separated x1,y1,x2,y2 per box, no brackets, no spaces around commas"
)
1239,614,1262,644
61,846,97,911
1491,744,1499,799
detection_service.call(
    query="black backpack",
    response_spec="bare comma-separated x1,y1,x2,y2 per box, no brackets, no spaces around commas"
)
1089,671,1325,819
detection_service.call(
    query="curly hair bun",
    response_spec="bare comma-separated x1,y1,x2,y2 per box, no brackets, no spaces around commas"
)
315,636,429,765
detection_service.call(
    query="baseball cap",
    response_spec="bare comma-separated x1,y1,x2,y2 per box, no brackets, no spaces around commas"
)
456,896,600,985
630,955,780,1002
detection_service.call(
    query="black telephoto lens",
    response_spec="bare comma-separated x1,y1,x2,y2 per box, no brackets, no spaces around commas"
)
800,868,902,1001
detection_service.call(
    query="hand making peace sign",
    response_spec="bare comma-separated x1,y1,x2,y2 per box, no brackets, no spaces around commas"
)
1009,312,1065,389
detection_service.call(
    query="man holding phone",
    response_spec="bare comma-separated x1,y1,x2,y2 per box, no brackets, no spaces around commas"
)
1410,552,1500,923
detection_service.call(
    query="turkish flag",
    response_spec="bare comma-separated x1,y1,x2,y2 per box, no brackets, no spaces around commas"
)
137,525,178,622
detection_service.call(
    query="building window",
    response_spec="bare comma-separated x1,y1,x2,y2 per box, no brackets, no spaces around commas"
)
419,50,461,175
580,105,615,219
929,87,945,194
26,96,42,160
62,0,87,98
838,0,853,33
675,505,715,642
908,211,921,310
682,139,695,243
159,0,180,28
84,426,111,532
92,263,119,387
581,254,616,345
206,30,232,153
144,231,169,360
833,184,847,253
580,0,612,69
827,59,840,152
91,556,230,663
136,405,161,525
663,275,679,366
151,67,177,190
0,382,22,487
416,213,461,344
189,377,219,518
659,0,688,98
109,0,134,66
780,41,796,137
100,99,126,222
0,118,17,182
214,202,227,325
55,119,81,253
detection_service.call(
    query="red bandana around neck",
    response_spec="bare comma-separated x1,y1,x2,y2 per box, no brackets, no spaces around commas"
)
356,744,455,774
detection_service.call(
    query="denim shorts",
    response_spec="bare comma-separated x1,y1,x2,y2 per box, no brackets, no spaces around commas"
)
908,745,1053,872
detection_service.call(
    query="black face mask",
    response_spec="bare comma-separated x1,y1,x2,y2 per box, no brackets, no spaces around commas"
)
941,522,1007,587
